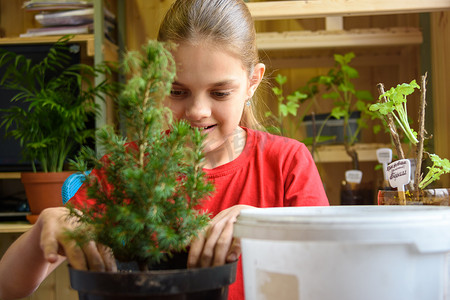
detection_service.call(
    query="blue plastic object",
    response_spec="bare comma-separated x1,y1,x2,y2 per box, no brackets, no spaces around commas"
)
61,171,91,205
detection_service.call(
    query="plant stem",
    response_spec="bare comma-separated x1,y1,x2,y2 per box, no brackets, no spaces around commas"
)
414,73,427,191
310,112,317,159
377,83,405,160
344,143,359,170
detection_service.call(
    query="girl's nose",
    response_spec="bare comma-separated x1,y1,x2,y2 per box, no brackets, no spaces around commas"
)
185,95,211,121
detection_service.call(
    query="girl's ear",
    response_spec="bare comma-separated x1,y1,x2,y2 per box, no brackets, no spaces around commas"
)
248,63,266,97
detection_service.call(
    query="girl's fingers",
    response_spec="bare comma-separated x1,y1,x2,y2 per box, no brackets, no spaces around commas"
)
187,230,207,268
39,207,70,263
226,237,241,263
199,220,226,267
211,218,235,266
82,241,106,271
98,244,117,272
40,228,60,263
61,238,88,270
188,205,254,268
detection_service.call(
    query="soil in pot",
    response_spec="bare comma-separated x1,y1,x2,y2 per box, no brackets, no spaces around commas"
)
378,188,450,206
69,252,238,300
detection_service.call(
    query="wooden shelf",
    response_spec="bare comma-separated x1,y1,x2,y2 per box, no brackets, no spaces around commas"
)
311,143,394,163
0,223,32,233
0,34,118,61
0,172,21,179
247,0,450,21
257,27,422,50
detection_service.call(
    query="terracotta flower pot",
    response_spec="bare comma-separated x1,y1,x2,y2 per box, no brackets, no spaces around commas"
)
378,188,450,206
21,171,73,223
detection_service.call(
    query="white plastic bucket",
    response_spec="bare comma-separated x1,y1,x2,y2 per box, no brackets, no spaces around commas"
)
234,206,450,300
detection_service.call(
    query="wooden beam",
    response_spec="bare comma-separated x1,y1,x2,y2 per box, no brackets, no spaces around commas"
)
325,16,343,31
310,143,395,163
257,27,422,50
247,0,450,20
0,172,21,179
263,53,408,70
0,223,32,233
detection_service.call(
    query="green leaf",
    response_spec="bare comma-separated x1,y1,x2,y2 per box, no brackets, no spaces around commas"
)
355,100,367,111
318,75,333,85
322,91,340,99
369,102,394,115
286,101,299,116
272,86,283,96
355,90,373,101
356,117,368,129
331,107,346,119
373,124,381,134
287,90,307,102
279,104,289,117
275,74,287,85
342,65,358,78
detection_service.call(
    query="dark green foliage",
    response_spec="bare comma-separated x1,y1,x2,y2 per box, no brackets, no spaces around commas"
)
266,74,307,136
302,52,375,146
67,40,214,270
268,53,378,150
0,36,114,172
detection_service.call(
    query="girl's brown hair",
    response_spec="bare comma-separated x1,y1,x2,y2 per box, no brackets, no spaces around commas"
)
158,0,264,130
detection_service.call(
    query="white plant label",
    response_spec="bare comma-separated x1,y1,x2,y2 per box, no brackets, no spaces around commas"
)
387,159,411,191
345,170,363,184
376,148,393,164
377,148,392,181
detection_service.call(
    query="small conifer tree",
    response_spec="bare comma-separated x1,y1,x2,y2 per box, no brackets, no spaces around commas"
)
67,40,214,271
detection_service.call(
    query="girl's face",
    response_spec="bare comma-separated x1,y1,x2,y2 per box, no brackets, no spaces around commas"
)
166,41,263,167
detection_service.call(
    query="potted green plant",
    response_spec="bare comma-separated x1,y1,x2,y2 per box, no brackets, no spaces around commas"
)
370,73,450,205
65,40,237,299
269,53,377,204
0,36,113,223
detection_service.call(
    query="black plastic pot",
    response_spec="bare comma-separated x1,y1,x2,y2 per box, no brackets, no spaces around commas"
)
69,260,237,300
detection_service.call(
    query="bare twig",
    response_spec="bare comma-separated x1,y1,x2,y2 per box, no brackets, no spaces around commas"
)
414,73,427,191
377,83,405,160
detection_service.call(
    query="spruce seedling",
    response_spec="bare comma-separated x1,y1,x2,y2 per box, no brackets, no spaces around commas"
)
67,40,214,271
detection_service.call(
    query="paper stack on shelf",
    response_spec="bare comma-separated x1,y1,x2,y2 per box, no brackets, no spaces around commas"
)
23,0,93,11
20,1,116,41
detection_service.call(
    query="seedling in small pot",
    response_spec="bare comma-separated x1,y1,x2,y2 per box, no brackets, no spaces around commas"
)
370,73,450,194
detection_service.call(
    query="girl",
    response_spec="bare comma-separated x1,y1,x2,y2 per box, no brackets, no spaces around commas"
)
0,1,328,299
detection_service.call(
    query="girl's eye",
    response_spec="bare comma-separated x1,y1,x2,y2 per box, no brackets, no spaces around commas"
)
211,91,231,99
170,89,187,98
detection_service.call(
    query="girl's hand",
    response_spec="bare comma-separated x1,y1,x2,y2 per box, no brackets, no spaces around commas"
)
38,207,117,272
187,204,254,268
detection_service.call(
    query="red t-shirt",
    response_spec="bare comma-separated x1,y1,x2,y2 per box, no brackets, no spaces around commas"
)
70,127,329,299
200,128,329,299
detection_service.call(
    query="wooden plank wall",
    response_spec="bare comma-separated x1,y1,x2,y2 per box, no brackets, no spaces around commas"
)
125,0,174,51
0,0,37,38
431,11,450,187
